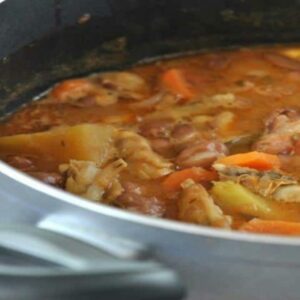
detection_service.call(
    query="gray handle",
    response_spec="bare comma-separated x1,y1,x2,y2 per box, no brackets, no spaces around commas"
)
0,225,184,300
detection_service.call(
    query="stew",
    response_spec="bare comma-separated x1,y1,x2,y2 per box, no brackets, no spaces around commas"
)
3,46,300,235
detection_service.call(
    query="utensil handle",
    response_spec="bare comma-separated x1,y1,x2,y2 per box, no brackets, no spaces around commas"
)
0,225,184,300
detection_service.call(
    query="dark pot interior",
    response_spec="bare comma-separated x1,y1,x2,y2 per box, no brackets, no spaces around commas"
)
1,0,300,115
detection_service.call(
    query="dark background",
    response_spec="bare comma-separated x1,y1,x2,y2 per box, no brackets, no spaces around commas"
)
1,0,300,114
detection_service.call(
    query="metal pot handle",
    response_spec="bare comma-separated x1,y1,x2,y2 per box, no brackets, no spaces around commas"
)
0,225,184,300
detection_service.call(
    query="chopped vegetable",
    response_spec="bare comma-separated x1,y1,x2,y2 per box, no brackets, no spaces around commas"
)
215,151,280,171
213,163,298,200
280,48,300,59
162,167,217,192
0,124,117,167
161,69,195,100
211,181,300,221
241,218,300,236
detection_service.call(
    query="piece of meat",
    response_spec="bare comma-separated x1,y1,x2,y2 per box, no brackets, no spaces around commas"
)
78,89,119,107
28,172,65,187
265,108,300,132
116,130,173,179
171,123,199,149
50,79,94,103
254,108,300,155
50,79,119,107
68,96,100,108
254,134,294,155
116,182,166,217
273,185,300,203
98,72,148,101
149,138,173,156
140,121,201,156
176,140,228,169
139,118,174,138
105,179,125,203
178,179,232,228
50,72,148,107
59,159,127,202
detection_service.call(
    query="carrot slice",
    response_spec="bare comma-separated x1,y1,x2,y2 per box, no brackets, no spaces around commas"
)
216,151,280,171
161,68,195,100
162,167,217,192
241,219,300,236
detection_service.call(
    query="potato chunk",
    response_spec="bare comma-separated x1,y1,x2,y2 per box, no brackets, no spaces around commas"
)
211,181,300,222
0,124,116,166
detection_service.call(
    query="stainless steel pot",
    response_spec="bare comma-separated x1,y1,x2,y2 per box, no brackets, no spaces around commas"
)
1,0,300,299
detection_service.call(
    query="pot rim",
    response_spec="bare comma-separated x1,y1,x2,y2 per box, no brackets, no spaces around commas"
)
2,160,300,246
